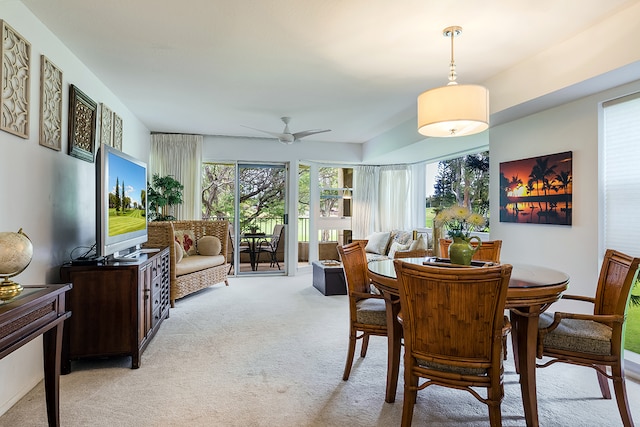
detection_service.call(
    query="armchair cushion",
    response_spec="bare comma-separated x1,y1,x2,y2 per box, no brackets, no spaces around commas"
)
198,236,221,256
355,298,387,326
539,312,612,355
365,231,391,255
175,254,226,276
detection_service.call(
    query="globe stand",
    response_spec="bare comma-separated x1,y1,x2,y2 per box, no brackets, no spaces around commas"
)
0,277,23,301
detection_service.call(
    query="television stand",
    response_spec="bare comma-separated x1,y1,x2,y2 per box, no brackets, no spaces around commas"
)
60,247,170,373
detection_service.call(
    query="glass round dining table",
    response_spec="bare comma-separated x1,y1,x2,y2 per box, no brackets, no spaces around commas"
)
367,257,569,427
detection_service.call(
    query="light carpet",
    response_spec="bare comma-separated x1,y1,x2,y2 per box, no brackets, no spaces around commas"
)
1,271,639,426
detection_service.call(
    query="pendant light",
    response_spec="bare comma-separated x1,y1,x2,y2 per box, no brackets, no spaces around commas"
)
417,26,489,138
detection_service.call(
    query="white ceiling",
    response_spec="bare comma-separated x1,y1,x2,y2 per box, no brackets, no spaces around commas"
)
19,0,640,143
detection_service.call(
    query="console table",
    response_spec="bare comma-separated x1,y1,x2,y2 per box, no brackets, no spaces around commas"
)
60,247,170,373
0,284,72,427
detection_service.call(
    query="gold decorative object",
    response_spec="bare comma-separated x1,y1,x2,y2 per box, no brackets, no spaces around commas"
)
1,20,31,139
0,228,33,300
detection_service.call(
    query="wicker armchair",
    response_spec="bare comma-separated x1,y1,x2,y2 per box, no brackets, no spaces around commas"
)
146,220,229,307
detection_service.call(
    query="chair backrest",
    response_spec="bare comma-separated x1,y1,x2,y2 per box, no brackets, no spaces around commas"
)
594,249,640,318
338,241,373,296
271,224,285,248
439,238,502,263
394,260,512,367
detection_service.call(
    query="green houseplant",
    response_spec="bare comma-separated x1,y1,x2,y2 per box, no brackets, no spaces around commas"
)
147,174,184,221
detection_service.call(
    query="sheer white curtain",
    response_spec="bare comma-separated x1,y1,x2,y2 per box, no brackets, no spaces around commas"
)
378,165,411,231
352,166,378,238
353,164,423,238
150,134,202,220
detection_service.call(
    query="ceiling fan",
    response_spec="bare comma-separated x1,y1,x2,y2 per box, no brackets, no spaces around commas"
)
243,117,331,144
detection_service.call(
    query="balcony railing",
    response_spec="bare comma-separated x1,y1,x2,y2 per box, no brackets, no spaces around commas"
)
205,215,344,242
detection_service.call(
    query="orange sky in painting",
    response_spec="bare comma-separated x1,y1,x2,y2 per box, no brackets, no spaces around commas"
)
500,151,572,196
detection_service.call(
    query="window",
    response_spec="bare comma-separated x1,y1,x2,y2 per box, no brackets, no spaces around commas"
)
603,92,640,358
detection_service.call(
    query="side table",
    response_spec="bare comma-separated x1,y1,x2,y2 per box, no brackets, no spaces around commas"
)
312,261,347,295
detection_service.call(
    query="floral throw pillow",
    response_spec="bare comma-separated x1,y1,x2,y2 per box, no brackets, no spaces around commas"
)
174,230,197,256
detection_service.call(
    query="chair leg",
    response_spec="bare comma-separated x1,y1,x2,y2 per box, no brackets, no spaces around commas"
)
510,310,520,374
596,365,612,399
360,333,370,357
487,385,504,427
401,372,418,427
342,328,357,381
611,363,634,427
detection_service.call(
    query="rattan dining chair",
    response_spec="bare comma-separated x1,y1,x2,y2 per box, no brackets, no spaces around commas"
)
337,241,388,381
439,238,502,263
394,260,513,427
536,249,640,427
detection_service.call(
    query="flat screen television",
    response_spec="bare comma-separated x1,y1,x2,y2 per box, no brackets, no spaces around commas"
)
96,144,148,260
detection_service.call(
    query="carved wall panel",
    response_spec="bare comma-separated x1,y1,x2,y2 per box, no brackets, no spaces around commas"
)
1,20,31,138
68,84,97,162
39,55,63,150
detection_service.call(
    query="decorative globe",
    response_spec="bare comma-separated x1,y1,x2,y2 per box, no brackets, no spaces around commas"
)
0,228,33,300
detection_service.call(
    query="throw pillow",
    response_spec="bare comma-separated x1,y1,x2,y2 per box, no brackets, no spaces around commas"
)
365,231,391,255
408,235,428,252
198,236,221,256
388,241,410,259
174,241,184,263
174,229,197,256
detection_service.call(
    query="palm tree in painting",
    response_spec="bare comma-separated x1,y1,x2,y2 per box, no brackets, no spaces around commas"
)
554,170,572,213
529,157,557,213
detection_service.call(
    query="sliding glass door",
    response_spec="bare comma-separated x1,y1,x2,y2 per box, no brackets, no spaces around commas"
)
201,162,288,275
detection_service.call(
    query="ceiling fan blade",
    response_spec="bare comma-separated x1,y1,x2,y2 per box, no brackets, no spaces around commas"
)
292,129,331,140
241,125,287,140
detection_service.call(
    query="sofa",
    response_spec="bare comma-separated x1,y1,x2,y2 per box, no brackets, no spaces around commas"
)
145,220,229,307
355,229,432,262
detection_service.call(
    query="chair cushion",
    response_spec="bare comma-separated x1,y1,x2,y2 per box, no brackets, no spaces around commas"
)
539,312,612,355
355,298,387,326
365,231,391,255
198,236,221,256
416,359,487,376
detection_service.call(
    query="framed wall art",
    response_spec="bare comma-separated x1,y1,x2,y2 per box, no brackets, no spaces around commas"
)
99,103,113,147
1,20,31,139
499,151,572,225
39,55,63,150
113,112,123,151
68,84,97,162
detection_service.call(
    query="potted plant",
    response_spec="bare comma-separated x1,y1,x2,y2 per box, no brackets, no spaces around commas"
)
147,174,184,221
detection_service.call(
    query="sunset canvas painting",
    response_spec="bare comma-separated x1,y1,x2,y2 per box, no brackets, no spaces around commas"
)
499,151,572,225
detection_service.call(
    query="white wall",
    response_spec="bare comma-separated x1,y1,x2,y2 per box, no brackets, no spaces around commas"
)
0,3,150,415
490,79,640,313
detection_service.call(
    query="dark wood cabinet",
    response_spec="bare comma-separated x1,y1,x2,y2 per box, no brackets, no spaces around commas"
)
60,247,169,373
